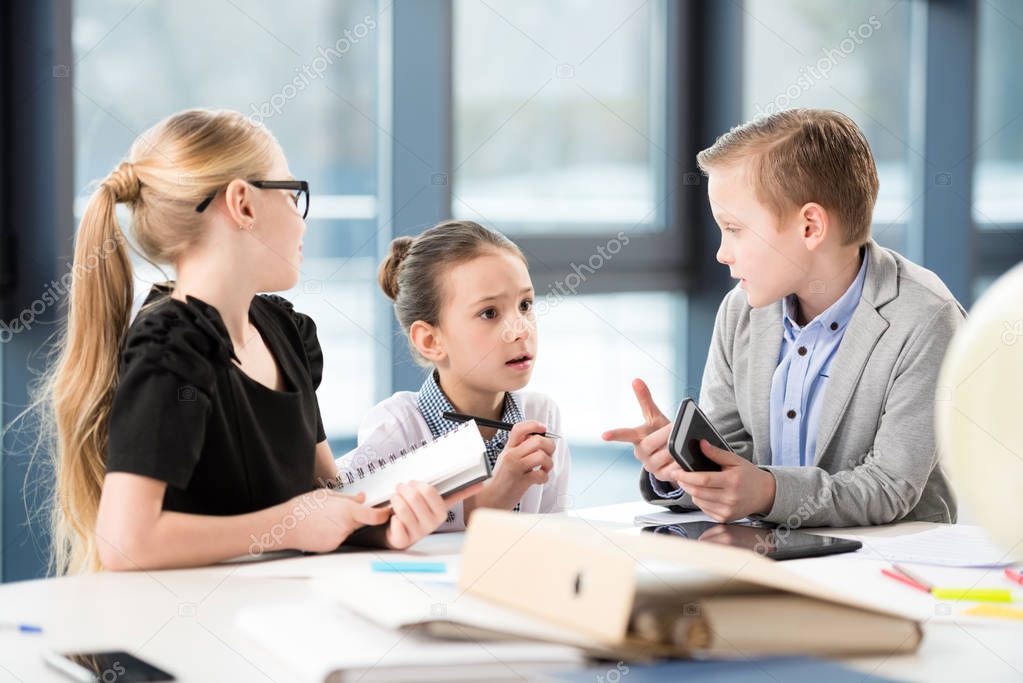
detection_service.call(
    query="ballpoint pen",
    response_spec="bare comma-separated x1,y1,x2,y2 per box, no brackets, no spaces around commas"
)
442,411,561,439
1005,566,1023,587
0,622,43,634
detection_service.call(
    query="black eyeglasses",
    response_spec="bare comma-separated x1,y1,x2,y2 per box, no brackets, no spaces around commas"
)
195,179,310,219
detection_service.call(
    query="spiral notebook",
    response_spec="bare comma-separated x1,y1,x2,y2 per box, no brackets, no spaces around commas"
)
333,420,491,507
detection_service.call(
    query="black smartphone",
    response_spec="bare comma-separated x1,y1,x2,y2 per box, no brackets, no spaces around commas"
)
641,521,863,561
667,398,730,472
44,650,175,682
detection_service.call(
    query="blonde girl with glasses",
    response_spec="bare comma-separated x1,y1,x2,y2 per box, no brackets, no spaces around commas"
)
41,109,471,573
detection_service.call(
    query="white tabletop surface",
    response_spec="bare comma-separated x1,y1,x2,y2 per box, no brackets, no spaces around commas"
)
1,501,1021,682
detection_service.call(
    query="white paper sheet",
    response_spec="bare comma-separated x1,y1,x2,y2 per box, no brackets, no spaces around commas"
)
632,509,744,526
236,599,584,682
850,524,1014,567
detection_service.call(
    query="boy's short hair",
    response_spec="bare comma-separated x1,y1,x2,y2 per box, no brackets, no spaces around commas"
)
696,109,879,246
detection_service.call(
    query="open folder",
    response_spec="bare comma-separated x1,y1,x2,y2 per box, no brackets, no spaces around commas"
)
438,510,924,658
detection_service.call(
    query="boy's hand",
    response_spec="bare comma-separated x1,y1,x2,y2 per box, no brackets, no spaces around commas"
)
466,420,554,517
673,440,777,522
602,378,681,484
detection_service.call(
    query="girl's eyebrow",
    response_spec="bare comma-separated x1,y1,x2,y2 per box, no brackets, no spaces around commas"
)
470,287,534,306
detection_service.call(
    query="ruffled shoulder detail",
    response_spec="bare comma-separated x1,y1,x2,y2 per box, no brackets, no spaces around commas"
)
257,294,324,389
120,285,235,396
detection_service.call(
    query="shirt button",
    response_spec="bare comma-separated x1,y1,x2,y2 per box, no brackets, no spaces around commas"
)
830,322,839,331
786,409,797,419
797,346,807,356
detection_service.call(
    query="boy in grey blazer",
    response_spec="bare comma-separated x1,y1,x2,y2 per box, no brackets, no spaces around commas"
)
605,109,963,527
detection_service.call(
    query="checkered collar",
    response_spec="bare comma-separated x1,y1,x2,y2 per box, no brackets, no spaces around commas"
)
417,370,524,447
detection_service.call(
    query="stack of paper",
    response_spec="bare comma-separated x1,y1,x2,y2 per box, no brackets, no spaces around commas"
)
236,600,584,682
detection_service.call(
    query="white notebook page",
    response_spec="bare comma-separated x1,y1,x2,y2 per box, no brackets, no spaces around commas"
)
335,420,487,506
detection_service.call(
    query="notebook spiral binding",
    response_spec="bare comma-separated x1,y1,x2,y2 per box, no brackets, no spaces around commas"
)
329,423,472,492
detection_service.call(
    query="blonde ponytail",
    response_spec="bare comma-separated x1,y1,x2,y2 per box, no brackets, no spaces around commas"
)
47,165,135,573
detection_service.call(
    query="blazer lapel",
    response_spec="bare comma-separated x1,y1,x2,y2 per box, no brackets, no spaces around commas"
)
748,302,783,466
813,240,898,464
812,304,889,464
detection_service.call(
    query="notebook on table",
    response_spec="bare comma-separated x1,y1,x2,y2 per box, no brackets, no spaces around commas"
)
332,420,491,507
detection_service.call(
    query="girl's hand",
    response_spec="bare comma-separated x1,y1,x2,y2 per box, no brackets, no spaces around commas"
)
384,481,483,549
280,490,390,554
466,420,554,516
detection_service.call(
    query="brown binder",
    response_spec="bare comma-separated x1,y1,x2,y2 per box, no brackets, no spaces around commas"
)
458,510,922,658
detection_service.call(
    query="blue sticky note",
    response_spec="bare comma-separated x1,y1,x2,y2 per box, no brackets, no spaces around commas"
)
371,560,447,573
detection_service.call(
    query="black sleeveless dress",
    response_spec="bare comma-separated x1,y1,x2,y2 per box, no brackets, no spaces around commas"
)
105,283,327,515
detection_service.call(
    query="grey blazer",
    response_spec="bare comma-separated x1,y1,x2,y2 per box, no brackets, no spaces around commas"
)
641,240,965,526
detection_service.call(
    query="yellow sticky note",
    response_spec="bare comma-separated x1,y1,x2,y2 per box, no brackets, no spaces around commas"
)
964,604,1023,621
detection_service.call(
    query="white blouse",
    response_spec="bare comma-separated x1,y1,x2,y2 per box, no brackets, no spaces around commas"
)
338,390,572,532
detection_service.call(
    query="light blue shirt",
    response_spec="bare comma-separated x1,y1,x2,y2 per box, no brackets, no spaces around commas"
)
648,249,867,498
769,251,868,467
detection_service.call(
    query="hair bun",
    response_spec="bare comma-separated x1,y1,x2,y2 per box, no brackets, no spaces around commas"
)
378,236,414,300
104,161,142,205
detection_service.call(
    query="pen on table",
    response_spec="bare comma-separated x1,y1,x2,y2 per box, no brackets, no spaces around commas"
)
1005,567,1023,587
0,622,43,634
881,567,931,593
882,564,1022,603
442,411,561,439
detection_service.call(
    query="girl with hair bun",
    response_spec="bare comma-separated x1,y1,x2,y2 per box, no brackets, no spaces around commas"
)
42,109,470,573
345,220,571,534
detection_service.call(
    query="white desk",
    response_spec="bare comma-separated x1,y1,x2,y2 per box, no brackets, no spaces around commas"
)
1,502,1021,682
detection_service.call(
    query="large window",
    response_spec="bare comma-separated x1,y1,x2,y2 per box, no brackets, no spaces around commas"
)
73,0,381,439
527,292,681,443
63,0,1023,510
451,1,680,450
973,0,1023,228
742,0,913,251
2,0,1015,581
453,0,665,235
